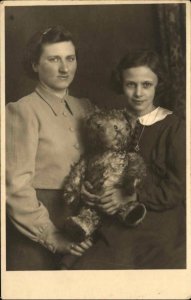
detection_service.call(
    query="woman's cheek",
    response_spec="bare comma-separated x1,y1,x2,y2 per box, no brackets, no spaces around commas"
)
124,89,133,100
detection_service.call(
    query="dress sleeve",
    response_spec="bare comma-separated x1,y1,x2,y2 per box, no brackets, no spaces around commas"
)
6,101,58,252
137,118,186,211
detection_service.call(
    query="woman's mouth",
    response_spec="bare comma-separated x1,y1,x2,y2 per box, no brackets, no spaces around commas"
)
132,100,145,105
57,75,69,80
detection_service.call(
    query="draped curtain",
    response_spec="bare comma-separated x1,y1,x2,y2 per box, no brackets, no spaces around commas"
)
157,4,186,119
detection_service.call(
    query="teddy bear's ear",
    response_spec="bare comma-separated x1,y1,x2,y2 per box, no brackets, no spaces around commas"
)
83,105,101,122
94,105,101,113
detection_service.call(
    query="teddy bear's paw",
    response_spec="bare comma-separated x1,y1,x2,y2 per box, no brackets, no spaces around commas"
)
63,217,88,243
118,202,147,227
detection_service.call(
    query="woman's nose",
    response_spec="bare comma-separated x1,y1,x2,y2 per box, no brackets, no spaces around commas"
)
135,85,143,97
59,60,68,73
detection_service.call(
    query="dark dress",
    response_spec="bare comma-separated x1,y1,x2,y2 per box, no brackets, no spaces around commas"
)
70,113,186,270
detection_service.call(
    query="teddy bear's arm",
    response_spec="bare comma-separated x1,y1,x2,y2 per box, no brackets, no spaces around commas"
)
122,152,146,195
62,158,86,206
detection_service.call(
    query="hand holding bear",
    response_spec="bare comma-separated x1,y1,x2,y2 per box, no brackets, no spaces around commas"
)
81,181,137,215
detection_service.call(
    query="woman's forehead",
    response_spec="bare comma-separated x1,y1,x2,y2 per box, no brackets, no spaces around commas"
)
122,66,158,81
41,41,76,56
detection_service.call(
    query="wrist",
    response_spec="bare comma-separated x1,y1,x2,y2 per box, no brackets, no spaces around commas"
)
124,193,137,204
38,222,59,253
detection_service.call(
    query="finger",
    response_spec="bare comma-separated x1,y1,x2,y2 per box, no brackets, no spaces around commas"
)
84,239,93,247
84,181,94,190
70,249,83,256
106,209,116,215
99,197,114,204
100,205,118,215
84,201,95,207
81,186,100,201
79,242,89,250
79,240,92,250
102,186,115,193
100,192,113,199
99,202,116,209
72,244,86,254
71,248,84,255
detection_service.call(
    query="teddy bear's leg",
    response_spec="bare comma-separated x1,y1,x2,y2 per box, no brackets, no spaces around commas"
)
123,152,147,194
118,201,147,227
63,216,88,242
63,207,101,243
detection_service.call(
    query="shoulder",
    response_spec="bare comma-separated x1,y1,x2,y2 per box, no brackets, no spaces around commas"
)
6,92,40,121
6,92,38,110
79,97,95,114
162,113,185,131
156,113,186,147
68,95,96,116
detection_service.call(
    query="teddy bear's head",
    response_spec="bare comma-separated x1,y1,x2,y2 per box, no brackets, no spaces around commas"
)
85,109,133,152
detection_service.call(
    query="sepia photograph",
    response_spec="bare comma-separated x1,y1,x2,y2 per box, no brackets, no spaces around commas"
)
1,0,190,299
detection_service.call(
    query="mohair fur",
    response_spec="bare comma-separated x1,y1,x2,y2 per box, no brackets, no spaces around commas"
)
61,109,147,242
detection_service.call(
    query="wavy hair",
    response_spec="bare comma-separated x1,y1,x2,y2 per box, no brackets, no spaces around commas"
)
23,25,77,80
110,49,168,105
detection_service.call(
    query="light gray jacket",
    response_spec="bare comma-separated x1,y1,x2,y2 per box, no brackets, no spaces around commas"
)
6,83,93,251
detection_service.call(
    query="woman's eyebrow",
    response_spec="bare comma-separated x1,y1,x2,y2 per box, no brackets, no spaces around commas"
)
47,55,60,58
66,54,76,58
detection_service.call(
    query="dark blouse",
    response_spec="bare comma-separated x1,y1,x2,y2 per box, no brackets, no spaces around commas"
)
135,114,186,211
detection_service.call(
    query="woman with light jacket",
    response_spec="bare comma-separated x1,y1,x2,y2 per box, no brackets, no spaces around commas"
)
6,26,94,270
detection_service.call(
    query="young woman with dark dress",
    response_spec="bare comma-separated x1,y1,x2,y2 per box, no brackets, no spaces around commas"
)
71,50,186,269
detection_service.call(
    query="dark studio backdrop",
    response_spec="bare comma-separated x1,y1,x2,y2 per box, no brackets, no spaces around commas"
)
5,4,186,117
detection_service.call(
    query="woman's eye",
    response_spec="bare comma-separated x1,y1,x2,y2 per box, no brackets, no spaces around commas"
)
67,56,76,62
48,57,59,62
143,82,153,88
96,123,101,128
126,82,135,88
114,125,118,130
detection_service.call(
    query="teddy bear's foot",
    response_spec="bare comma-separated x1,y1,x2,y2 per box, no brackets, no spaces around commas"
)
118,202,146,227
64,217,88,242
63,207,101,242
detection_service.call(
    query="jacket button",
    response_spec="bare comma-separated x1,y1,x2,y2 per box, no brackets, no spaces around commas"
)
62,112,67,116
69,127,75,132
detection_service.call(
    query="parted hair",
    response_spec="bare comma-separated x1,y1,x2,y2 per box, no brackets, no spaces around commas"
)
110,49,168,103
23,25,77,80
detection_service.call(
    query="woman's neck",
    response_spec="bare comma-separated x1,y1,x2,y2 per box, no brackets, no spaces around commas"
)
39,81,67,99
130,105,157,118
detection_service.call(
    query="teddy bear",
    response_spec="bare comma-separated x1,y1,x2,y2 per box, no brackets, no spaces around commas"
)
61,109,147,244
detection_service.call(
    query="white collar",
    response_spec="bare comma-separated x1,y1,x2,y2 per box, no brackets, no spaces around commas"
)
138,106,173,126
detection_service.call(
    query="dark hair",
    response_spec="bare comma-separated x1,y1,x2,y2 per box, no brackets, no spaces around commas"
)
23,25,77,80
111,49,168,103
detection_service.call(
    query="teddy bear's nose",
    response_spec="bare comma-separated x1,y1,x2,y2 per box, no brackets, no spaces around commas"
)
115,128,121,135
96,123,102,129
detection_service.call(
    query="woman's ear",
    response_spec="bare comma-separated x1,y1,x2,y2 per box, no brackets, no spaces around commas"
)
32,63,38,73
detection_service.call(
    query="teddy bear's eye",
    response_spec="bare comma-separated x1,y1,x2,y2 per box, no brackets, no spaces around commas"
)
114,125,118,130
97,123,101,128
